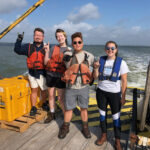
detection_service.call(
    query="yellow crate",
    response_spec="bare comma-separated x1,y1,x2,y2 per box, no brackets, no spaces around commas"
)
10,75,43,108
0,75,44,122
0,80,27,122
3,76,31,115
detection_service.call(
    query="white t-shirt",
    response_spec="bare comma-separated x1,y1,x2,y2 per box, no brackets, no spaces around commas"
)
98,59,129,93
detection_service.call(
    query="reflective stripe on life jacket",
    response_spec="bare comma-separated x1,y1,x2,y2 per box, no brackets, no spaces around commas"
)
99,56,122,82
61,53,93,85
27,43,45,69
46,45,66,74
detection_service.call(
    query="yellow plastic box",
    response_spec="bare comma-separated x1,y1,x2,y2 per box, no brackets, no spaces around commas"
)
0,75,43,122
0,80,29,122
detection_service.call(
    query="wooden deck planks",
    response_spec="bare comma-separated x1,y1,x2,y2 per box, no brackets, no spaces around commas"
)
0,117,129,150
0,122,49,150
42,123,80,150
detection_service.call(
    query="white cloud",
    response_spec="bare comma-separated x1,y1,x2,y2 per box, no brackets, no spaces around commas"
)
131,26,141,32
0,19,34,42
1,18,150,46
53,20,93,34
68,3,100,24
0,0,27,14
0,1,150,46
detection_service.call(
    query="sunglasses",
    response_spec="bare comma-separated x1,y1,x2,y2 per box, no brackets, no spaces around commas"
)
73,41,82,45
106,47,116,51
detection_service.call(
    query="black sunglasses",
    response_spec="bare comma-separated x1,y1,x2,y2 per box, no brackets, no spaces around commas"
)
73,41,82,45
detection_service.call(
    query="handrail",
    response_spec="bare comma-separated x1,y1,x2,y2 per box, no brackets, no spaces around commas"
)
0,0,45,39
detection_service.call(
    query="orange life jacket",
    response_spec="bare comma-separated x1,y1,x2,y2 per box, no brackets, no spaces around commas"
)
46,45,66,74
61,53,93,85
27,43,45,69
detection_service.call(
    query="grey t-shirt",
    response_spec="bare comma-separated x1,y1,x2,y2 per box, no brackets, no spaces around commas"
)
46,45,72,77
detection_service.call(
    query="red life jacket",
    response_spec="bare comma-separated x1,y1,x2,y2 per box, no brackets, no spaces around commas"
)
26,43,45,69
46,45,66,74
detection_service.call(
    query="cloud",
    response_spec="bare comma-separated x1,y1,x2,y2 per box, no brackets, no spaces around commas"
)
53,20,93,34
0,1,150,46
131,26,141,32
0,0,27,14
0,19,34,42
68,3,100,24
44,20,150,46
1,17,150,46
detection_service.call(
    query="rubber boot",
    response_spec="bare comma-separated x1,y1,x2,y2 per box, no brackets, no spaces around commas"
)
115,138,122,150
58,122,70,139
95,133,107,146
44,112,55,124
82,122,91,138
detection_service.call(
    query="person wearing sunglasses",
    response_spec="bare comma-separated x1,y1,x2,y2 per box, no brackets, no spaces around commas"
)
44,29,72,123
93,41,129,150
58,32,95,139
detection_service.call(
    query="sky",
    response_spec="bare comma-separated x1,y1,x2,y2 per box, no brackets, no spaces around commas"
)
0,0,150,46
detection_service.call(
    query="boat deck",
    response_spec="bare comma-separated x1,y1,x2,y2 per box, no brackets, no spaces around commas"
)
0,116,129,150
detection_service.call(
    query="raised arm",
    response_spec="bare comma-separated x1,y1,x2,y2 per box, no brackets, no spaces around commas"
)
44,42,50,65
14,33,28,56
93,61,100,79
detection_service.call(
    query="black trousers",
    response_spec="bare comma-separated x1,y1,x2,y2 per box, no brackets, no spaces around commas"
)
96,88,121,139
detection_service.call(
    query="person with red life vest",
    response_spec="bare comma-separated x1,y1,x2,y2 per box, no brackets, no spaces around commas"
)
44,29,72,123
14,28,47,116
93,41,129,150
58,32,96,139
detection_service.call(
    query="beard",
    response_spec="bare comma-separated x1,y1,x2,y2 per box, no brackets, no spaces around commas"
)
34,40,42,45
35,41,42,44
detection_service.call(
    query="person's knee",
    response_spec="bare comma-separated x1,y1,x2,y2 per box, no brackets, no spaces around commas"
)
41,90,47,96
31,88,38,94
80,108,87,112
65,109,73,114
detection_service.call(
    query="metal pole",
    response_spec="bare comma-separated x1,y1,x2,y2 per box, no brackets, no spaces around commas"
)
0,0,45,39
132,88,137,134
126,88,138,150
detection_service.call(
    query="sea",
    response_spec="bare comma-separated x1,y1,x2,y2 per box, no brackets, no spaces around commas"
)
0,42,150,88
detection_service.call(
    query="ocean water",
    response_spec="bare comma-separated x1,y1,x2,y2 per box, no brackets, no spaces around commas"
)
0,43,149,88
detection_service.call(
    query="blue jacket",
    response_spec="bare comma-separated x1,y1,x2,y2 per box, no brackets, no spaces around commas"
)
99,56,122,82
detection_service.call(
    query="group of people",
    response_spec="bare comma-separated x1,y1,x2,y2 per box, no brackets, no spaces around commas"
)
14,27,129,150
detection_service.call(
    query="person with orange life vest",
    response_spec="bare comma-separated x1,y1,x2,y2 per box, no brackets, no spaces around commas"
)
58,32,96,139
93,41,129,150
44,29,72,123
14,28,47,116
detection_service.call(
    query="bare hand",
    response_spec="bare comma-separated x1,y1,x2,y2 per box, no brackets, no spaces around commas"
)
93,61,100,69
44,42,50,53
121,98,126,106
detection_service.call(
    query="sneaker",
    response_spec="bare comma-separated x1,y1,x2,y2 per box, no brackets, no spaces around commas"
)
30,106,37,116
